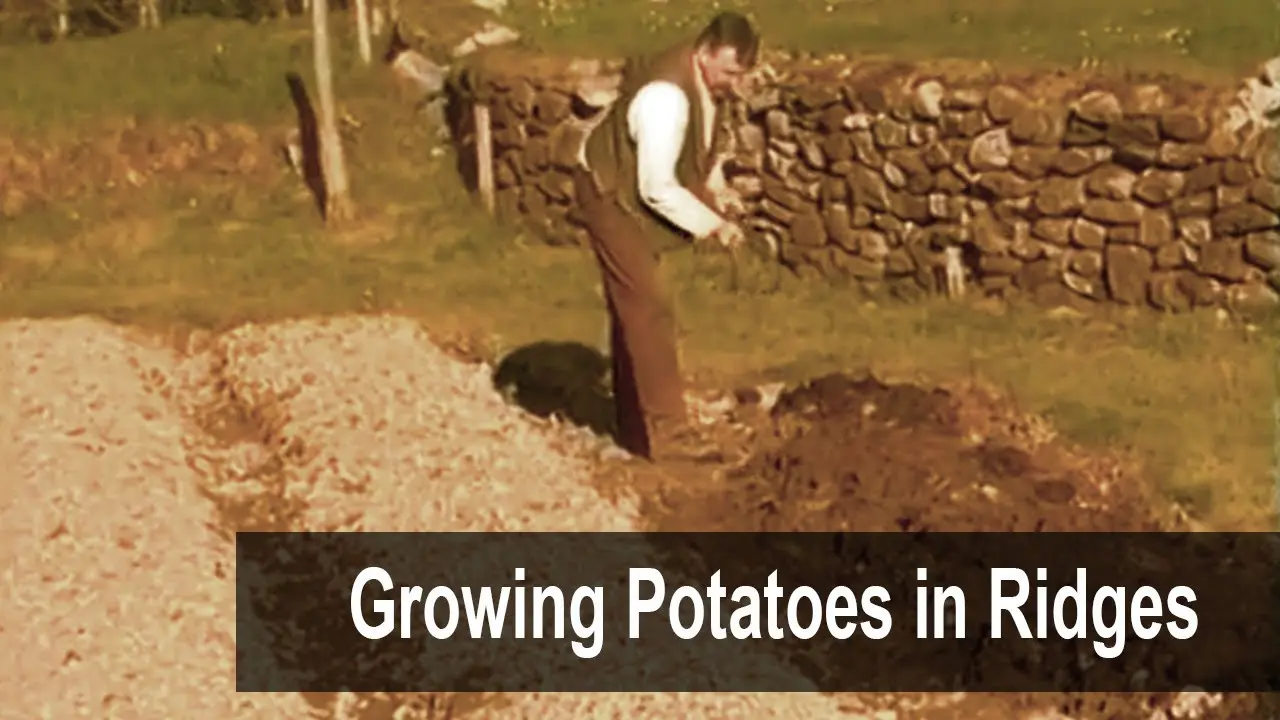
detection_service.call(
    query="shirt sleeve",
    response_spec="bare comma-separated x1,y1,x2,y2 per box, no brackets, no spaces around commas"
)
625,81,725,239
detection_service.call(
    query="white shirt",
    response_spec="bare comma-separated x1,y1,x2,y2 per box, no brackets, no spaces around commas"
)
582,69,727,239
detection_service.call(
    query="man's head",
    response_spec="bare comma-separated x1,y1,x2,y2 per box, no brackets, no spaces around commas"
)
692,11,759,98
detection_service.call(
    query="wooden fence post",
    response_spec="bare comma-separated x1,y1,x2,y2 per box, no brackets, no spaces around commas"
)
473,103,495,213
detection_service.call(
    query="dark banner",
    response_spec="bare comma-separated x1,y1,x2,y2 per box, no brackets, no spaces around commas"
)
235,532,1279,693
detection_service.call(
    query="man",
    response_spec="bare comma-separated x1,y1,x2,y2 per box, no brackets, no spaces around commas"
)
574,12,759,463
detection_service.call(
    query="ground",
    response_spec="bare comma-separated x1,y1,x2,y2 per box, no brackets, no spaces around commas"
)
0,3,1277,719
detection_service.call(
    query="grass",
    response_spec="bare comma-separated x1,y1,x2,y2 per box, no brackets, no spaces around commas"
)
506,0,1280,80
0,14,1277,530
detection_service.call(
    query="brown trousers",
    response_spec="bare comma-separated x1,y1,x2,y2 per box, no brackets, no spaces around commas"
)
573,168,687,458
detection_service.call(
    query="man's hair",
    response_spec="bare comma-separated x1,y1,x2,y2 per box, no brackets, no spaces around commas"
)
695,11,760,68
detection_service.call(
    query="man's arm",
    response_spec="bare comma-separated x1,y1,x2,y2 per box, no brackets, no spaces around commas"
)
626,81,726,239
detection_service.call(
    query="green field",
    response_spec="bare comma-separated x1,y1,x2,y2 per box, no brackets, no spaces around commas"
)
0,4,1277,530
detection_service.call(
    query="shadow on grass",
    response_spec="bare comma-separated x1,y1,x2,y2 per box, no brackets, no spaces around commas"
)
492,340,617,440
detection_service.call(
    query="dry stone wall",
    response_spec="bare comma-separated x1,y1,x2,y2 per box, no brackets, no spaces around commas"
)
448,49,1280,313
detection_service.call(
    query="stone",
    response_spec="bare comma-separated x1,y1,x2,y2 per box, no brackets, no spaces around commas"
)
847,166,891,211
1072,90,1123,125
913,80,945,119
763,176,806,211
819,105,851,132
1159,108,1211,142
872,117,909,148
1178,272,1223,306
824,204,858,250
1171,192,1215,218
1035,177,1087,216
1008,108,1062,146
1197,240,1250,281
1032,218,1074,245
731,175,763,199
1256,146,1280,180
851,130,884,165
1183,163,1223,195
1016,258,1062,290
1251,178,1280,211
1204,127,1241,159
885,249,917,275
737,124,766,154
1127,84,1170,115
821,176,847,203
1132,170,1186,205
1222,159,1254,186
1137,209,1175,248
1154,240,1195,269
1213,204,1279,235
1068,248,1105,276
1105,244,1154,304
940,110,990,138
855,229,890,259
1109,226,1139,244
1226,282,1280,315
1106,117,1161,148
968,128,1012,171
835,253,887,279
874,212,905,234
1218,184,1250,209
765,109,791,138
1148,273,1193,312
1010,146,1057,179
761,198,796,224
1085,165,1137,200
908,123,937,146
987,85,1033,123
1063,117,1107,146
821,133,853,163
533,90,573,125
980,255,1023,276
1177,216,1213,245
935,168,967,193
921,142,953,169
1244,232,1280,270
794,82,842,111
1083,198,1144,225
851,205,874,227
976,171,1040,199
1112,144,1159,172
800,138,826,170
1053,147,1112,176
790,210,828,247
1157,143,1203,169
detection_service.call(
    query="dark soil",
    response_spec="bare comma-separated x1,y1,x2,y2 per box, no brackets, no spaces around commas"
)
614,371,1274,720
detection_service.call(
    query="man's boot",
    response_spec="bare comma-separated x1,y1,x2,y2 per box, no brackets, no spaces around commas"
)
646,415,724,464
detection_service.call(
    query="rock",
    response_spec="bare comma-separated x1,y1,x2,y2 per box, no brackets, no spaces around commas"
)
1251,178,1280,210
533,90,573,125
1213,204,1279,235
855,229,890,259
1197,239,1250,281
847,166,891,211
1032,218,1074,245
1154,240,1196,269
850,130,883,165
1085,165,1137,199
1177,216,1213,245
1159,108,1211,142
1178,272,1223,306
987,85,1033,123
1105,244,1154,304
1132,170,1186,205
1171,192,1215,218
452,21,521,57
1148,273,1193,312
1009,107,1063,145
976,172,1040,200
790,210,829,247
1244,232,1280,270
1157,142,1204,169
834,253,887,279
1067,248,1105,276
944,87,986,110
872,117,908,148
1084,198,1144,224
1052,146,1112,176
968,128,1012,171
765,109,791,138
1010,146,1057,179
1034,177,1087,216
940,110,990,138
1063,116,1107,146
1184,163,1223,195
737,125,766,154
980,255,1023,276
912,80,945,119
1071,218,1108,249
1226,282,1280,315
1218,184,1250,209
1137,209,1175,248
1073,90,1124,125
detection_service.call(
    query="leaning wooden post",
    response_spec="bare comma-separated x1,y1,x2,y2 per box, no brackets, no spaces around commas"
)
473,102,495,213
